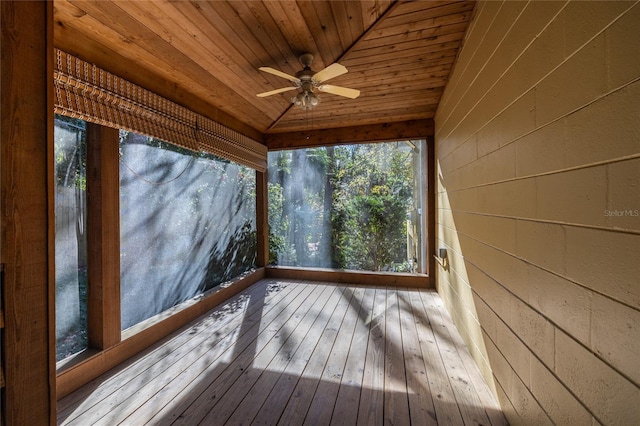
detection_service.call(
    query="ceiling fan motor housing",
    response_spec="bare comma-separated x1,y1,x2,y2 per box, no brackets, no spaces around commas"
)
296,69,315,82
296,53,319,109
296,53,317,82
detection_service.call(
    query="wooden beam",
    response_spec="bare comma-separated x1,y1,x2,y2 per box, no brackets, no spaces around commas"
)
427,136,436,288
86,124,121,349
1,0,55,423
256,171,269,267
266,267,430,288
265,119,434,150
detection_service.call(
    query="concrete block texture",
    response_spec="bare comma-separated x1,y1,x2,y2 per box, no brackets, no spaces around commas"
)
530,356,593,425
605,3,640,90
535,165,608,227
591,294,640,385
565,226,640,308
607,157,640,232
436,1,640,424
527,265,592,347
555,330,640,425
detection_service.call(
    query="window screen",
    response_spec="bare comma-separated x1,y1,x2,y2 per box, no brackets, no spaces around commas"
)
54,115,88,361
120,131,257,330
268,141,426,273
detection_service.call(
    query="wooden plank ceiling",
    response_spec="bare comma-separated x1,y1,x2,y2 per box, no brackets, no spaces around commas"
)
53,0,475,140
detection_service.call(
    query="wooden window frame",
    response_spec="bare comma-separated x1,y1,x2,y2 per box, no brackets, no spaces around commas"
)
86,124,121,350
51,52,270,398
263,135,435,288
56,123,267,398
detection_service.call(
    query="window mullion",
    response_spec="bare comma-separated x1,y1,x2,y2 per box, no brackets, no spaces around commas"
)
86,123,121,349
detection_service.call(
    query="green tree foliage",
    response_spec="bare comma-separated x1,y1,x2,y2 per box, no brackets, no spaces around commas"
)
54,115,87,189
268,142,416,271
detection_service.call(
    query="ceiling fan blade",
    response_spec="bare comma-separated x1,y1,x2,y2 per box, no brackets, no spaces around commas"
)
258,67,300,83
256,87,298,97
318,84,360,99
312,63,348,83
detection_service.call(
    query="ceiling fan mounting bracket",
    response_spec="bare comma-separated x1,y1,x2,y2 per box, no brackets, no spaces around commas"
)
296,53,316,81
299,53,314,68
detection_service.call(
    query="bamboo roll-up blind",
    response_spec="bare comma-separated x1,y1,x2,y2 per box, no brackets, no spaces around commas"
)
53,49,267,172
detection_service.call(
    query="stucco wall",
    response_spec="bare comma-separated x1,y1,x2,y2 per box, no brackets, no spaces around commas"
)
434,1,640,424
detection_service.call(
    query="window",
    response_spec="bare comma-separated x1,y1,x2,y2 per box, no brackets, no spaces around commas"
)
52,52,267,385
54,115,88,361
119,131,257,330
268,141,427,273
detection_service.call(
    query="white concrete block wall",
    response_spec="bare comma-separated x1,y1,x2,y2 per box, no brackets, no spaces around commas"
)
434,1,640,424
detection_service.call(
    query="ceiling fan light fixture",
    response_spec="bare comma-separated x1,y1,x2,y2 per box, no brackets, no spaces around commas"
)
292,90,320,110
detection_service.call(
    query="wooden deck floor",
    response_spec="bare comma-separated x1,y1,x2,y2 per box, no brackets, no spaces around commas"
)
58,279,507,425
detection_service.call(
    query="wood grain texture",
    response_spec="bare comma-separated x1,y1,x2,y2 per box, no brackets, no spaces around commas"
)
57,278,277,421
427,136,436,286
266,266,430,288
58,280,504,425
1,0,55,424
53,0,475,134
265,119,434,150
86,124,121,349
274,286,351,425
56,268,265,399
383,288,411,424
357,287,387,425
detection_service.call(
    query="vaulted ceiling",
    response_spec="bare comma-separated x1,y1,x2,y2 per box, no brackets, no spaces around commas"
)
53,0,476,142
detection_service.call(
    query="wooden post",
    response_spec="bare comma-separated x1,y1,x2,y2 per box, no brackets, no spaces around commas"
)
256,171,269,267
1,0,55,424
427,136,436,288
86,124,121,349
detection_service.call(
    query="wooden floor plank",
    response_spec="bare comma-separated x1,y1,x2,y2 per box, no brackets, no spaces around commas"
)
224,285,350,425
59,279,285,424
81,280,309,426
276,285,354,425
137,281,317,425
383,287,411,425
356,287,387,425
397,288,438,426
303,286,365,426
159,283,333,425
409,288,464,425
420,291,492,426
108,281,310,426
424,292,508,426
249,296,349,426
329,287,376,426
210,285,347,425
56,280,506,426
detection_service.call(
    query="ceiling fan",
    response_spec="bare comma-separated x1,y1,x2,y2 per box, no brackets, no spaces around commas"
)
257,53,360,110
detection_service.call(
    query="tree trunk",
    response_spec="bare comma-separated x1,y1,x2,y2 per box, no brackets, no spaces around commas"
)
290,150,306,264
320,147,335,267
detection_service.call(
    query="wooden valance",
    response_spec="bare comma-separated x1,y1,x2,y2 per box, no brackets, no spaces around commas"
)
53,49,267,172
